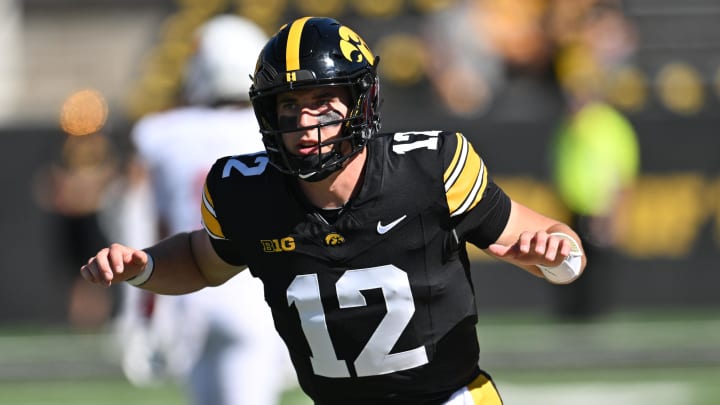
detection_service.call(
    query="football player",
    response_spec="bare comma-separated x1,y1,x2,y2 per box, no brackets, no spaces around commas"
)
82,16,586,405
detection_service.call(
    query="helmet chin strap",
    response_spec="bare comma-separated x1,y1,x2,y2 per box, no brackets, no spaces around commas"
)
291,147,343,182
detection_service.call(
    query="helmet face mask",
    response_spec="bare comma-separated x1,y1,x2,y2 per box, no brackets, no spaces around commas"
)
250,17,381,181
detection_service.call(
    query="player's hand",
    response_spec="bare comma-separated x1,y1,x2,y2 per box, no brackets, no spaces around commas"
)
487,231,573,267
80,244,148,287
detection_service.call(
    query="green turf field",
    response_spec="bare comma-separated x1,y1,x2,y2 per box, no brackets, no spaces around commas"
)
1,310,718,405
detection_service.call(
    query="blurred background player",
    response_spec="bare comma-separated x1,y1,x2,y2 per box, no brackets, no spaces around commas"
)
110,14,292,405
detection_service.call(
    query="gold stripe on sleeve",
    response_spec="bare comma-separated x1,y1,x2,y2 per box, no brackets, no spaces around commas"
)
446,135,486,216
286,16,312,72
201,183,225,239
443,132,465,188
459,160,488,216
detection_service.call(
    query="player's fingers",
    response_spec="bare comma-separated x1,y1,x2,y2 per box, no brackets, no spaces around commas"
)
108,244,127,275
544,235,562,261
93,248,115,286
518,232,534,254
130,249,147,266
556,239,572,260
80,254,109,286
487,243,513,257
533,232,550,256
562,239,574,256
79,262,98,283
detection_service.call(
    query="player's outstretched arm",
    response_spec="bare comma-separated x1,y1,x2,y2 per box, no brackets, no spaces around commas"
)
485,200,587,283
80,230,246,294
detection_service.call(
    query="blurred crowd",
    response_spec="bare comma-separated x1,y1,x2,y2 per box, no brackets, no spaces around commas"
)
423,0,637,117
124,0,641,121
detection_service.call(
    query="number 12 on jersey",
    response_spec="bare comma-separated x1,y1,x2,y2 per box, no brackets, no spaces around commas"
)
287,265,429,378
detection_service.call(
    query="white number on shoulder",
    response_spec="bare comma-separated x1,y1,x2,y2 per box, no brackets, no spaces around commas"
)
287,265,429,378
221,154,269,178
392,131,441,154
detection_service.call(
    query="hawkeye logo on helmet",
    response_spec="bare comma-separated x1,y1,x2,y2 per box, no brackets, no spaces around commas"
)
339,26,374,65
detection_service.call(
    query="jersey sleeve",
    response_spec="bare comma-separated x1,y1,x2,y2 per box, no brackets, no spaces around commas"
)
441,132,511,249
200,179,226,240
199,157,248,266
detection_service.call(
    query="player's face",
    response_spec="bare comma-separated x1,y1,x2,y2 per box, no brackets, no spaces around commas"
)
276,86,351,157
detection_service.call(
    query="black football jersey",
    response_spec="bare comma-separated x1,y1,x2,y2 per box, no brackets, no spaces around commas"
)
201,131,511,405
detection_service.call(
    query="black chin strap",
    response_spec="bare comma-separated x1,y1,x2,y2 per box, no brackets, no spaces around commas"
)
292,148,343,182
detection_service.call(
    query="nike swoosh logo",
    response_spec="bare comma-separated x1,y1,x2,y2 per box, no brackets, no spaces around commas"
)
377,215,407,235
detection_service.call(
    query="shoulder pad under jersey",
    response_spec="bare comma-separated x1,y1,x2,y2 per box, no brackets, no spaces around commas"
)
200,152,271,240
